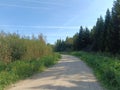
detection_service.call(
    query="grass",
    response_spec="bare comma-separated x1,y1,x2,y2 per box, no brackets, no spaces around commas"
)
0,53,61,90
71,51,120,90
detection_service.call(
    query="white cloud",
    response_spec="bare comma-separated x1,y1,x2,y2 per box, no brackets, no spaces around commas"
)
0,25,79,29
0,3,50,10
22,0,63,6
0,0,64,10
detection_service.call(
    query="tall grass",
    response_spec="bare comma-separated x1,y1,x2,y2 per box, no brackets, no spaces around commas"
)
71,51,120,90
0,31,53,63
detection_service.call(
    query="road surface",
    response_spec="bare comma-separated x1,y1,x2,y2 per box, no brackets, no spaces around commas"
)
8,55,104,90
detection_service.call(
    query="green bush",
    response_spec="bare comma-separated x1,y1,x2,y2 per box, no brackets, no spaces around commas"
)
71,51,120,90
9,61,32,78
0,71,18,90
0,61,6,72
9,39,26,61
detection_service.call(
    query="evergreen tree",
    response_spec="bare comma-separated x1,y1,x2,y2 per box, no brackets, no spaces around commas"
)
92,16,104,51
111,0,120,53
103,9,113,52
78,26,85,50
73,33,79,51
65,37,73,51
54,0,120,54
84,27,91,46
54,39,66,52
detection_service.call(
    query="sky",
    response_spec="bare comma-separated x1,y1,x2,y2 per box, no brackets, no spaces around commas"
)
0,0,114,44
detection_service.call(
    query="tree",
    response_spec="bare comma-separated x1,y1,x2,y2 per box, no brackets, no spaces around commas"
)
78,26,85,50
54,39,66,52
92,16,104,51
73,26,91,51
111,0,120,53
73,33,79,51
65,37,73,51
54,0,120,54
103,9,113,52
84,27,91,46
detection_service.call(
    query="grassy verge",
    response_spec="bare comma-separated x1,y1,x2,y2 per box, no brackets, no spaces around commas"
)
0,53,61,90
71,51,120,90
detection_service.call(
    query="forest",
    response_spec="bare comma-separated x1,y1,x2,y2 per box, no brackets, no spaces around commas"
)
54,0,120,54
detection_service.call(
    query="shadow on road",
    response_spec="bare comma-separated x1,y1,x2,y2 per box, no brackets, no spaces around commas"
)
26,55,103,90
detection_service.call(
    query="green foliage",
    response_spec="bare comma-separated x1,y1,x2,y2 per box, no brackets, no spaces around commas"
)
92,16,104,51
0,54,60,90
65,37,73,51
90,0,120,53
71,51,120,90
54,0,120,54
0,61,6,72
54,39,66,52
103,9,113,52
0,31,60,90
54,37,74,52
9,37,26,61
0,32,53,63
110,0,120,53
54,26,91,52
73,33,79,50
0,71,18,90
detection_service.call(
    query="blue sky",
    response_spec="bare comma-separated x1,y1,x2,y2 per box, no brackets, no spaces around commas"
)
0,0,114,44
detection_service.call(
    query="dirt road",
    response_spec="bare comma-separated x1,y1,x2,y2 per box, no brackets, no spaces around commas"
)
8,55,104,90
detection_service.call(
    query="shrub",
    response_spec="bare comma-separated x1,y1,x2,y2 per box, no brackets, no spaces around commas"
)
0,61,6,72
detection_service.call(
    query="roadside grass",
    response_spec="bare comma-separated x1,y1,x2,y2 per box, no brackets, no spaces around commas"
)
71,51,120,90
0,53,61,90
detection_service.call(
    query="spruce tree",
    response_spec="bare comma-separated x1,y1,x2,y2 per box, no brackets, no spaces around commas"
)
92,16,104,51
104,9,113,52
111,0,120,53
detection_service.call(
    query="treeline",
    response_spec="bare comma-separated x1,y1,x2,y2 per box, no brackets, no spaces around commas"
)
0,31,53,63
54,0,120,54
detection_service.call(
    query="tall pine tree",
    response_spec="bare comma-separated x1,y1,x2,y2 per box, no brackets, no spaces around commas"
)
111,0,120,53
103,9,113,52
92,16,104,51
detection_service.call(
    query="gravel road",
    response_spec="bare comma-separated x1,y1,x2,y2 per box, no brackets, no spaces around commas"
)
8,55,104,90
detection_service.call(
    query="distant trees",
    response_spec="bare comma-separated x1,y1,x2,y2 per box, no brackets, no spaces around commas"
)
54,0,120,54
54,37,73,52
65,37,73,51
54,40,66,52
54,26,91,52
